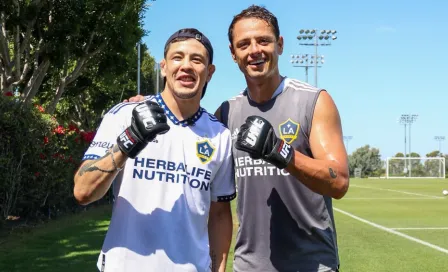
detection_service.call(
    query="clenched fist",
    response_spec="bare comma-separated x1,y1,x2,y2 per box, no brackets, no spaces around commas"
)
234,115,293,169
117,101,170,159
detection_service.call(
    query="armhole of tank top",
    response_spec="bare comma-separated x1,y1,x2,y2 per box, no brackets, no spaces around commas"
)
308,88,324,137
220,101,230,128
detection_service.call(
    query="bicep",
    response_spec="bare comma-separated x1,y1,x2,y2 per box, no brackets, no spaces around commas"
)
309,91,348,167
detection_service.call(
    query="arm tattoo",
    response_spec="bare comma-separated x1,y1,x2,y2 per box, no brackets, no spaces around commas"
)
112,144,121,153
78,148,116,176
329,168,337,179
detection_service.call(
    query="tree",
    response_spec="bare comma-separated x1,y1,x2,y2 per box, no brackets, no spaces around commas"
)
425,150,445,178
348,145,382,178
0,0,149,114
51,44,158,130
406,152,425,177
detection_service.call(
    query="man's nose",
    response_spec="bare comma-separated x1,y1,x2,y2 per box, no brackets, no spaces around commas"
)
248,41,262,55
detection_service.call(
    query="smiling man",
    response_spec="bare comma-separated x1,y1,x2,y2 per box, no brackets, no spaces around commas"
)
215,5,349,272
74,28,235,272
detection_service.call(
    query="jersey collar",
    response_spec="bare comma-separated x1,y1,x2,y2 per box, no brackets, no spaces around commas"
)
155,94,204,127
246,76,286,101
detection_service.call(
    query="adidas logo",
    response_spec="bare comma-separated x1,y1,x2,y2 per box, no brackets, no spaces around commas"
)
231,128,240,140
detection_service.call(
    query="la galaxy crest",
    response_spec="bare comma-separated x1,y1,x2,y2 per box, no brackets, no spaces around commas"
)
196,139,216,164
279,118,300,144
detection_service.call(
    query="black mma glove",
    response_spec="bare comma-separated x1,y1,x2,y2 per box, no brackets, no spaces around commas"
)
117,101,170,159
234,115,294,169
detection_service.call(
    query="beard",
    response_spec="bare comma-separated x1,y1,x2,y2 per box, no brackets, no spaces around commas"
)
172,87,200,100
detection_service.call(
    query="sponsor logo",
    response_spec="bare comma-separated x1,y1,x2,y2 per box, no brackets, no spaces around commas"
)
279,118,300,144
196,139,216,164
279,141,291,159
246,118,265,146
89,141,114,149
133,157,212,191
118,130,134,148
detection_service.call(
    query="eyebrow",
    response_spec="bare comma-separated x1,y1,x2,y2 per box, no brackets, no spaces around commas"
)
236,35,275,44
169,50,207,59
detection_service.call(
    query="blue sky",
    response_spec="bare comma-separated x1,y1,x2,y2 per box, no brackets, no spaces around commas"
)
141,0,447,160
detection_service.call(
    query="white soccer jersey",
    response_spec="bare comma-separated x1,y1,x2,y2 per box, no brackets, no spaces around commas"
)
82,94,236,272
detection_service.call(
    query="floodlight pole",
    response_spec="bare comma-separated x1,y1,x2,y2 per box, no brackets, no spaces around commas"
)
435,136,445,154
290,54,323,83
305,66,309,83
343,136,353,154
296,29,337,87
314,35,318,87
137,42,141,95
399,114,418,177
435,136,445,178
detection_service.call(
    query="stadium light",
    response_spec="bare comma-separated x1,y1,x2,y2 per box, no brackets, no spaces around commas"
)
343,135,353,154
434,136,445,178
434,136,445,155
398,114,418,176
290,54,325,83
296,29,338,87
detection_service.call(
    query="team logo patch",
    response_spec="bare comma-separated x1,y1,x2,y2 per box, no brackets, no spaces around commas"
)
279,118,300,144
196,139,216,164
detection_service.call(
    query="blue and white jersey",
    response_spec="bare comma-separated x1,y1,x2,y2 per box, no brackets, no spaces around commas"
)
82,94,236,272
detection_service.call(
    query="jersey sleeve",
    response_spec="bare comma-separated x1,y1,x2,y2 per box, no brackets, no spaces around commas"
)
211,130,236,202
81,102,136,161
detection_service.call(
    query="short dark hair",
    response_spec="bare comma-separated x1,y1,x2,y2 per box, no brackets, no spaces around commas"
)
228,5,280,46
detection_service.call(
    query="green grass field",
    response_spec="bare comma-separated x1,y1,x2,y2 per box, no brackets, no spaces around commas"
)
0,178,447,271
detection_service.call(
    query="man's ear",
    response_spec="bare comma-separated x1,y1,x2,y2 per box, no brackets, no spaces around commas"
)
160,59,166,77
277,36,284,55
207,64,216,82
229,44,237,62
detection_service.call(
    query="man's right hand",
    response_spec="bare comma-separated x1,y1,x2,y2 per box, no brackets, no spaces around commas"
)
117,101,170,159
123,94,146,103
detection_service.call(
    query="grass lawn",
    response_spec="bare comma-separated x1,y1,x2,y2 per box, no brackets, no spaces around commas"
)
0,205,112,272
1,178,448,271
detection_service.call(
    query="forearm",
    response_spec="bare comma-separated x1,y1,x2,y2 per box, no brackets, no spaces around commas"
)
208,204,233,272
286,150,349,199
74,145,127,205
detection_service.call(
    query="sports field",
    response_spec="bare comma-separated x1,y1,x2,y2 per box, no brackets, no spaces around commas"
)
331,178,448,272
0,178,447,271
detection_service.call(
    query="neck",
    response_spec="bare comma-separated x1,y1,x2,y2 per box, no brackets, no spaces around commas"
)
246,72,283,103
160,90,200,121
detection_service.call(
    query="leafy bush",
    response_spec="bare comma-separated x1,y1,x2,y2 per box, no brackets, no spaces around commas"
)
0,94,99,225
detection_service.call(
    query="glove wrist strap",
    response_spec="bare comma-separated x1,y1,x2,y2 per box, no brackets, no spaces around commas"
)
265,140,294,169
117,128,147,159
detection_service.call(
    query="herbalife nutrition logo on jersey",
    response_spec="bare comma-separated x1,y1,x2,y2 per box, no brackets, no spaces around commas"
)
132,158,213,191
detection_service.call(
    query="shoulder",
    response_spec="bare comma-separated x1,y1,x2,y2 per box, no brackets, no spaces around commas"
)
226,88,248,102
284,78,320,93
214,89,247,126
105,95,156,116
201,109,231,136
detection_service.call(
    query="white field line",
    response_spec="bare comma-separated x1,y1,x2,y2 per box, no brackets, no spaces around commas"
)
350,185,444,199
342,197,444,200
334,208,448,254
391,227,448,230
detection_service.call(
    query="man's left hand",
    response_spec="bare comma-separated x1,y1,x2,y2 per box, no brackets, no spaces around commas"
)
234,115,294,169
